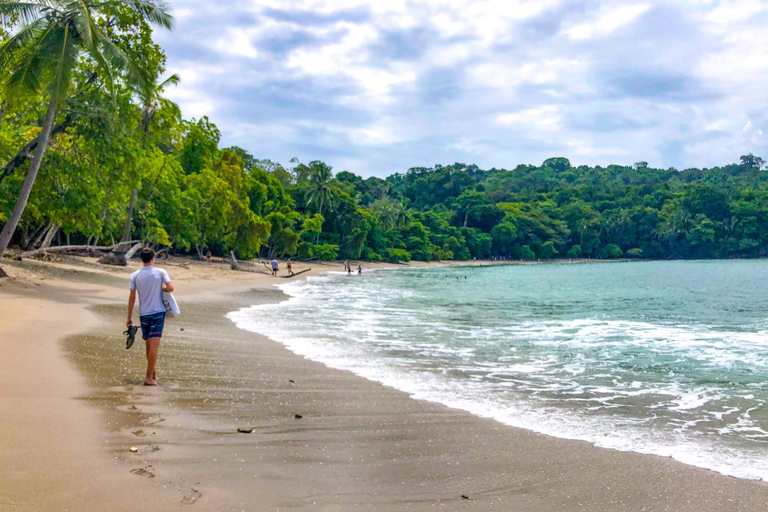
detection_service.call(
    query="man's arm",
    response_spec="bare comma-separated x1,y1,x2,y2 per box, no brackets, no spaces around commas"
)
161,269,174,293
127,289,136,327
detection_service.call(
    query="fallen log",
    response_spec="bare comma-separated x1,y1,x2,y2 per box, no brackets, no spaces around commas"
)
161,261,190,269
279,268,311,279
21,241,140,259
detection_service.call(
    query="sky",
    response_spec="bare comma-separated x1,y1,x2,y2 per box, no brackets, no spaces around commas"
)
155,0,768,177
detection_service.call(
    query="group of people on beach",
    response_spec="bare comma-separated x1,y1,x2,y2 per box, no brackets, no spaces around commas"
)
344,260,362,276
269,258,294,277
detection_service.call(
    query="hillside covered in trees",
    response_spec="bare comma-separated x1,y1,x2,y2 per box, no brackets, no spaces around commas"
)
2,2,768,270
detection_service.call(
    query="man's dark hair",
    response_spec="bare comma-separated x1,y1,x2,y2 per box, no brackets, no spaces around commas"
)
140,248,156,264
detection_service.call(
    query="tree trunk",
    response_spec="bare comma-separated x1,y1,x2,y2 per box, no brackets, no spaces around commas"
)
315,197,324,244
120,189,138,247
0,96,58,257
124,242,142,261
40,222,60,250
464,210,469,228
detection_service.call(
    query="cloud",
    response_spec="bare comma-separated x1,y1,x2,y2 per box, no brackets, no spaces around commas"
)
155,0,768,176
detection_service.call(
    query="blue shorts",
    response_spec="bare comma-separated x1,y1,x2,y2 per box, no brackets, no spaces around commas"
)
140,312,166,340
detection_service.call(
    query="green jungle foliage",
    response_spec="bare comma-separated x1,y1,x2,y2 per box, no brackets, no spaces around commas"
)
2,5,768,263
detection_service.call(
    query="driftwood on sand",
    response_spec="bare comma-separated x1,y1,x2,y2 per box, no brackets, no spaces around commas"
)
279,268,311,279
97,242,143,266
161,260,190,269
21,241,140,259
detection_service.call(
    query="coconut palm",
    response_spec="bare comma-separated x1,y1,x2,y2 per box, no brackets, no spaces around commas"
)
0,0,173,257
305,161,336,243
138,72,179,133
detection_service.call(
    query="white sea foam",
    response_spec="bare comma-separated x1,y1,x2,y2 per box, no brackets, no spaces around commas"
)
227,269,768,482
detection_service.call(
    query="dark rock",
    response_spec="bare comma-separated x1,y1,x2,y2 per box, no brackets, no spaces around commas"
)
237,428,254,434
294,414,303,419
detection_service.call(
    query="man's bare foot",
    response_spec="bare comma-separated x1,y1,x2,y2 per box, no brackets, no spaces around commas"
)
144,379,160,386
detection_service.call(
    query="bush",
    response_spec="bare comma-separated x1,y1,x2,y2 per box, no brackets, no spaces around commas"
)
540,241,558,259
518,245,535,260
599,243,623,259
312,244,339,261
566,245,582,258
626,248,643,258
384,248,411,263
362,247,383,262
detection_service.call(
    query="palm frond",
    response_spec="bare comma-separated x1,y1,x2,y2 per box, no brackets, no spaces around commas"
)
6,19,59,92
48,19,78,106
0,1,59,25
68,0,97,50
158,72,179,89
93,27,148,88
0,16,48,71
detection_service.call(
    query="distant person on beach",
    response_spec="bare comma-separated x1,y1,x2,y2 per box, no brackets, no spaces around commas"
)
347,263,352,276
271,259,278,277
344,260,349,273
127,248,174,387
206,250,212,265
357,264,362,276
286,259,294,276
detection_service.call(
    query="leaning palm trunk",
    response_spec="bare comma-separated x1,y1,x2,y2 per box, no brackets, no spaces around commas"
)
0,96,58,257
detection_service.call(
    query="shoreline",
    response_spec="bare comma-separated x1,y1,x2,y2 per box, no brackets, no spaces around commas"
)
3,256,768,510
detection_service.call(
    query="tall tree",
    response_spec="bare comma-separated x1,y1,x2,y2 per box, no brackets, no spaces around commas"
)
0,0,172,257
305,160,335,243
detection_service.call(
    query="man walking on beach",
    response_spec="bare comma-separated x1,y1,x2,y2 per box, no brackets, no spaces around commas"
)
127,248,174,386
271,258,279,277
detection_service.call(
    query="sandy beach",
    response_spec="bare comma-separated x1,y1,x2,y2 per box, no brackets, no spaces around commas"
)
3,255,768,511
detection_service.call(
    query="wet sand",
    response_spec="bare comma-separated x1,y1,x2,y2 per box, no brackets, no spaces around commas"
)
3,256,768,511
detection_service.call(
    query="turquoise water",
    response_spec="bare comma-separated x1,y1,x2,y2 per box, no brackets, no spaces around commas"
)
229,260,768,480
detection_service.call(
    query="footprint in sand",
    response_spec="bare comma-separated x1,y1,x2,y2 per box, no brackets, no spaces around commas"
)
180,486,202,505
130,468,155,478
142,415,165,426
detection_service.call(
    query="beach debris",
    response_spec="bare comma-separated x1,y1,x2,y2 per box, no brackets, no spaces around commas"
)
280,268,311,279
130,468,155,478
289,379,295,383
294,414,303,419
132,429,146,437
130,446,138,453
237,428,254,434
461,495,470,500
180,328,184,331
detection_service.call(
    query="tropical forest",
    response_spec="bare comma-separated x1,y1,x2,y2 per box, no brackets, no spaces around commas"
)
2,1,768,276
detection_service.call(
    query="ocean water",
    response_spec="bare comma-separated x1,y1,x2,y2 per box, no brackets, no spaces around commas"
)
228,260,768,480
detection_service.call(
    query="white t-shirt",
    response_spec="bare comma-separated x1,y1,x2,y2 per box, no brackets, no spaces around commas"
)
129,266,171,317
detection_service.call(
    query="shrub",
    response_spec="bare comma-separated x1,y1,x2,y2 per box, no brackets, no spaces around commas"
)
540,241,558,259
312,244,339,261
384,248,411,263
599,243,623,259
518,245,535,260
626,248,643,258
566,245,582,258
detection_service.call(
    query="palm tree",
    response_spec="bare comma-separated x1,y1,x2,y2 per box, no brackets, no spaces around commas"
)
392,199,410,228
116,72,179,249
306,161,336,243
0,0,172,258
138,72,179,133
